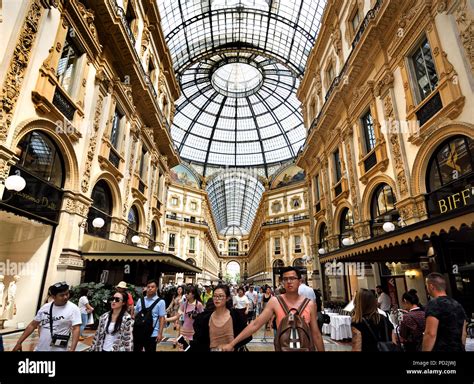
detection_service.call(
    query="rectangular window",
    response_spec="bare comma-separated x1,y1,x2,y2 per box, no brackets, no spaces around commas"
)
139,148,147,180
314,174,320,201
409,37,439,103
327,64,335,84
274,237,281,254
334,149,342,182
110,109,123,149
361,110,376,153
171,197,178,206
57,32,82,94
191,202,197,211
189,236,195,252
168,233,175,251
351,10,360,32
294,236,301,251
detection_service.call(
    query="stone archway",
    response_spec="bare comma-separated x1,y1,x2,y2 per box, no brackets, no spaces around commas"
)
225,260,241,284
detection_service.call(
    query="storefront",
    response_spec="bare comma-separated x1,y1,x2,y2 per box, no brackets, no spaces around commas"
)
81,235,202,289
0,131,65,332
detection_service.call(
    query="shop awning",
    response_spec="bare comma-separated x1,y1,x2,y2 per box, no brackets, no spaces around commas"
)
81,235,202,274
320,209,474,263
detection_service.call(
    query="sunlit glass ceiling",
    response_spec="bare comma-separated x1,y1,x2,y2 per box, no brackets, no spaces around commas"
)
206,171,265,235
158,0,327,175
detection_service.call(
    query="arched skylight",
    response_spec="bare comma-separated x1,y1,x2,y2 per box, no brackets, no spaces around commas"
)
206,171,264,235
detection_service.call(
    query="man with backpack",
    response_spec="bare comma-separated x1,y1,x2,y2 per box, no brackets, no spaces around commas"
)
133,279,166,352
220,267,325,351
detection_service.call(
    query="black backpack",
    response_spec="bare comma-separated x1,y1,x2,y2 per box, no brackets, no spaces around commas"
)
133,297,162,341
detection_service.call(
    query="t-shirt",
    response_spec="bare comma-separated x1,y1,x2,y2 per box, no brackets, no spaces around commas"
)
78,296,89,315
298,284,316,302
103,322,118,351
245,291,257,310
34,301,82,351
377,292,391,311
425,296,467,352
233,295,250,309
134,295,166,337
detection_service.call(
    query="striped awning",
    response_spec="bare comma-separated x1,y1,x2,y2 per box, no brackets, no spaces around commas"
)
81,235,202,273
320,209,474,263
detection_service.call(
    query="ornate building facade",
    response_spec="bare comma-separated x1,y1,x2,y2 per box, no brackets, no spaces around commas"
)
0,0,196,331
297,0,473,311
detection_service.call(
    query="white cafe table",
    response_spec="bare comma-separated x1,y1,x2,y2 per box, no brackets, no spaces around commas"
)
322,312,352,340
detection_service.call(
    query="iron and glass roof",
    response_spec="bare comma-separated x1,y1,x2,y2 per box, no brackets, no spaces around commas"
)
158,0,326,174
158,0,326,234
206,171,264,235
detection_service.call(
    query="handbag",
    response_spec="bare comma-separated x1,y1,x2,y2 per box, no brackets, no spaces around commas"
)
87,312,94,325
362,317,400,352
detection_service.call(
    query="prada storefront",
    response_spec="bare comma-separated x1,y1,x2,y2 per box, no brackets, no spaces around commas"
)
0,131,65,333
320,135,474,317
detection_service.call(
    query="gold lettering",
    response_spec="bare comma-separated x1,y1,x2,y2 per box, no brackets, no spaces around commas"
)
452,193,461,209
461,188,470,206
447,195,453,210
438,199,448,213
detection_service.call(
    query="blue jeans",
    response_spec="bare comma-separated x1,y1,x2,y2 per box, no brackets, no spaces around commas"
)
80,313,88,336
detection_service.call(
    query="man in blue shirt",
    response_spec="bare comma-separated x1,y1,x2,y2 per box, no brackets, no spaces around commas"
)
134,279,166,352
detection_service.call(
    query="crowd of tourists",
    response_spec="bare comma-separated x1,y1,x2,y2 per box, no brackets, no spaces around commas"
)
6,268,469,353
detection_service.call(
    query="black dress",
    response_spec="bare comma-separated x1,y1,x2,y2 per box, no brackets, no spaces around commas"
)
352,315,393,352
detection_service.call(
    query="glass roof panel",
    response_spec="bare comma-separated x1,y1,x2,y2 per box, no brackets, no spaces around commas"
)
206,171,265,235
158,0,327,175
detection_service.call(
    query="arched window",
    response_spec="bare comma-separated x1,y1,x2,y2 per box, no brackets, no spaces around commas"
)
339,208,354,247
273,259,284,268
293,258,305,268
87,180,113,238
427,135,473,192
126,205,139,244
371,184,399,237
16,131,64,188
186,258,196,265
318,223,329,253
229,238,239,256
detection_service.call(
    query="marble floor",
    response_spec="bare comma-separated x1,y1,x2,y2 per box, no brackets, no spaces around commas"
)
1,322,352,352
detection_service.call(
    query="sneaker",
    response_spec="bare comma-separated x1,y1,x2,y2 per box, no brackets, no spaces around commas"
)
79,336,85,341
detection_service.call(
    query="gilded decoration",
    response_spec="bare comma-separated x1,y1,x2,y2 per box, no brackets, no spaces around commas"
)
383,94,409,198
0,1,42,143
454,0,474,72
344,138,360,223
81,94,104,193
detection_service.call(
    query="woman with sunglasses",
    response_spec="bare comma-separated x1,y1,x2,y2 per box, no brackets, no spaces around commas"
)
188,284,251,352
90,291,133,351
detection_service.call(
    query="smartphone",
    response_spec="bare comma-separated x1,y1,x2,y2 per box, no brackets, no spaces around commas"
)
176,335,190,351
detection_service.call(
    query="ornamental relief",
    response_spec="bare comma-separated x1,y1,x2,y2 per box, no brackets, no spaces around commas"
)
0,1,42,143
454,0,474,73
81,95,103,193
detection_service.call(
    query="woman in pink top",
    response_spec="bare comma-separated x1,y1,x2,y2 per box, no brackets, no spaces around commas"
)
167,285,203,341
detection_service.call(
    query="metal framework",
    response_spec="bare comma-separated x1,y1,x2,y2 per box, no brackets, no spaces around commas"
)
158,0,326,233
206,171,264,235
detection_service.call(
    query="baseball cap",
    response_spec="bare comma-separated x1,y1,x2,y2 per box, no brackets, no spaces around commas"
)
116,281,127,289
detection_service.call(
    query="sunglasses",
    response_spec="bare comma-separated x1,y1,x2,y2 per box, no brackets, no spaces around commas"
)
110,297,123,303
53,281,68,288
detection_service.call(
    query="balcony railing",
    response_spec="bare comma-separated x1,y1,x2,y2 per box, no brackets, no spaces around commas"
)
364,151,377,173
111,0,169,132
166,214,208,226
109,149,120,169
351,0,383,49
308,0,384,137
53,88,76,120
416,91,443,126
262,215,309,226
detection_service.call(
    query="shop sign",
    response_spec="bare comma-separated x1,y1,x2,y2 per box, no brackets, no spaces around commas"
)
0,166,63,224
426,174,474,217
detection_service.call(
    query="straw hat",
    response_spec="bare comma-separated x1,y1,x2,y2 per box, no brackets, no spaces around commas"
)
116,281,127,289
